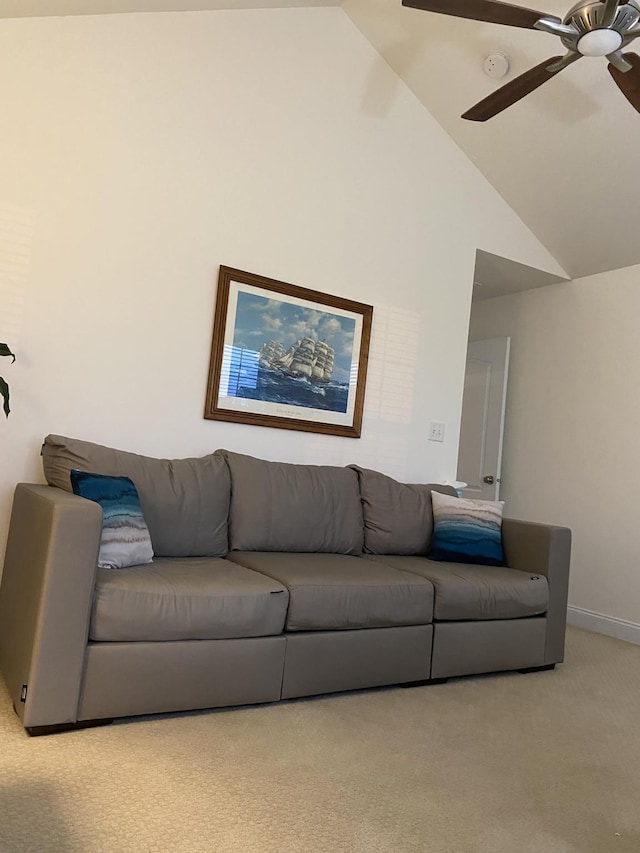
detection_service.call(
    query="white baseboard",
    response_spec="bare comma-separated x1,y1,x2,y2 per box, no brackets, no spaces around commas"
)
567,605,640,646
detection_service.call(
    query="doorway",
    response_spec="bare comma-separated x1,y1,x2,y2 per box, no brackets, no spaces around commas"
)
456,337,510,502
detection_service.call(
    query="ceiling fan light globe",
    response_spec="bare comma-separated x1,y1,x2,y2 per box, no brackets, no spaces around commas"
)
577,28,623,56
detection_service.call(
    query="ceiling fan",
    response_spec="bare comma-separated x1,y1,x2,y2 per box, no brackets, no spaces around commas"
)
402,0,640,120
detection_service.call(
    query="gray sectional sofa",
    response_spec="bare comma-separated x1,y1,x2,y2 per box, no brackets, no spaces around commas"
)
0,435,571,735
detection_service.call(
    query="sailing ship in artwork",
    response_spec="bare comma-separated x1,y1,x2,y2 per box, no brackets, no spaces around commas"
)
259,338,335,384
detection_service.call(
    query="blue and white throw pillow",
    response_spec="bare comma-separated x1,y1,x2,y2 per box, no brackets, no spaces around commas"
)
429,489,505,566
70,470,154,569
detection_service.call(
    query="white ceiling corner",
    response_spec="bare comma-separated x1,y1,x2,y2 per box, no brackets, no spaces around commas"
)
473,249,567,300
343,0,640,282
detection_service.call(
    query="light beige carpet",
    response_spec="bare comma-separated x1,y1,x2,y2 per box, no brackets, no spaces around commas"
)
0,627,639,853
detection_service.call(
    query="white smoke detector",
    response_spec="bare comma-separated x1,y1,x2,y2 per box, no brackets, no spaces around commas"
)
483,53,510,79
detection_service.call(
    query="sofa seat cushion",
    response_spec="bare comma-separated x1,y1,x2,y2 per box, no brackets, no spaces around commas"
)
227,552,434,631
365,555,548,621
90,557,288,642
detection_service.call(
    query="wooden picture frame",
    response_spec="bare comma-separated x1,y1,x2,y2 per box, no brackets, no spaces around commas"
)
204,266,373,438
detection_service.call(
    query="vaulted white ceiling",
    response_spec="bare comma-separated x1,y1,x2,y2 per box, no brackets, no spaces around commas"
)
3,0,638,281
344,0,640,280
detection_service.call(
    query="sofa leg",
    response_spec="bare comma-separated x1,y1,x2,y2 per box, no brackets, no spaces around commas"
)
400,677,448,688
26,718,114,737
517,663,556,675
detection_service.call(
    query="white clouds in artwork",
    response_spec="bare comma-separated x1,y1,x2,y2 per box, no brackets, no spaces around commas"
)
319,316,342,337
287,320,309,338
246,298,281,313
233,290,357,382
262,315,282,332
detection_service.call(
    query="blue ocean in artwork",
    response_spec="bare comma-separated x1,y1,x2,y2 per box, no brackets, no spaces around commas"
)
225,346,348,413
243,368,349,413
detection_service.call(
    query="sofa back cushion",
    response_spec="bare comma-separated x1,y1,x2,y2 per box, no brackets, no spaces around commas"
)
42,434,230,557
350,466,455,556
220,450,363,554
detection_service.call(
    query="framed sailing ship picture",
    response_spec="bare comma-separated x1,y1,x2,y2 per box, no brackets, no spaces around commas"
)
204,266,373,437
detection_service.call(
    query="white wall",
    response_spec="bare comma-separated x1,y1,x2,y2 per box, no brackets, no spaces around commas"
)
0,7,564,559
470,264,640,642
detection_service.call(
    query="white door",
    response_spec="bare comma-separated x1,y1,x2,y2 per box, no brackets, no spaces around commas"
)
456,337,510,501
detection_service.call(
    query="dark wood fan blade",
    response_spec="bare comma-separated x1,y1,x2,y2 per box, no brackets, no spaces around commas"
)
609,53,640,113
462,56,564,121
402,0,557,29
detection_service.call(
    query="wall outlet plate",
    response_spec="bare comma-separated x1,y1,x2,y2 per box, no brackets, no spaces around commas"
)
428,421,445,442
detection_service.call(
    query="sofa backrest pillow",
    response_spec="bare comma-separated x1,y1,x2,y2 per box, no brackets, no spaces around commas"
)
42,434,230,557
429,489,506,566
220,450,363,555
70,470,154,569
350,466,456,556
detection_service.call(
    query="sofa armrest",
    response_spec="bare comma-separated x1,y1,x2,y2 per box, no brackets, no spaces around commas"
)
0,484,102,729
502,518,571,665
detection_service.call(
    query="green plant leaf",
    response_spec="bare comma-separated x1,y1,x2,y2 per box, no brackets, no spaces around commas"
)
0,343,15,363
0,376,9,417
